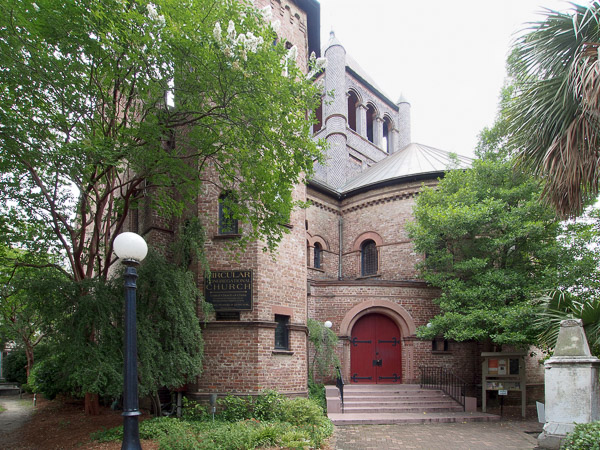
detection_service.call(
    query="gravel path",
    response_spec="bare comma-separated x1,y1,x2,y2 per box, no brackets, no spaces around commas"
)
0,394,35,448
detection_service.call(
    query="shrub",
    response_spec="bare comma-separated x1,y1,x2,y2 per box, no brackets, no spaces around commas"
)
182,398,210,421
308,380,326,411
28,353,69,400
252,389,283,421
91,392,334,449
280,397,325,426
562,421,600,450
216,395,252,422
3,348,27,384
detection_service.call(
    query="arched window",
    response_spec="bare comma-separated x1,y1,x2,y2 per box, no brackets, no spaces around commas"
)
314,242,322,269
313,98,323,134
361,239,378,276
347,91,359,131
383,116,393,153
366,104,376,143
218,193,238,235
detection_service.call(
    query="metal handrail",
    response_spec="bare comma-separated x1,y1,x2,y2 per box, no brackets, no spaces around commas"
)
419,366,467,411
335,366,344,411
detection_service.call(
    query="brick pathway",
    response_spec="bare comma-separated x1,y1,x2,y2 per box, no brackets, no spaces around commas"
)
333,420,542,449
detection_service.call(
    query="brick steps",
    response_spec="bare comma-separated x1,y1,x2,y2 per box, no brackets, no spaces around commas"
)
327,384,500,425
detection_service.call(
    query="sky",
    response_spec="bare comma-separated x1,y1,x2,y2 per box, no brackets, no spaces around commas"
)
318,0,570,157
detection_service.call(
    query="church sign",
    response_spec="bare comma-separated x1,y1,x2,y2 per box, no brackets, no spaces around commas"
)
205,270,253,311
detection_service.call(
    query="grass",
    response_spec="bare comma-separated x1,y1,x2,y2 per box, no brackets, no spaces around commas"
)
0,404,6,413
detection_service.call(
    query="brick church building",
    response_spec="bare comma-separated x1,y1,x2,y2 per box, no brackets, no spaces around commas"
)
138,0,543,401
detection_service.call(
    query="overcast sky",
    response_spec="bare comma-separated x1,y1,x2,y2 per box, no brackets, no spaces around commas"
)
318,0,571,157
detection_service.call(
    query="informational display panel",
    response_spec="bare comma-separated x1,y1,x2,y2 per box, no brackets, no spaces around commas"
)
205,270,253,311
481,352,527,417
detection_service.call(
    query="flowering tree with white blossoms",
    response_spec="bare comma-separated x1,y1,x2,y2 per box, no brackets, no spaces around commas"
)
1,0,324,279
0,0,324,412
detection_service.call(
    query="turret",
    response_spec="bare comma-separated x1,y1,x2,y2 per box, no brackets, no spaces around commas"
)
395,94,411,151
321,31,348,188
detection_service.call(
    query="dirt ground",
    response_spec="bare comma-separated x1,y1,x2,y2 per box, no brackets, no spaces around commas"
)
0,394,159,449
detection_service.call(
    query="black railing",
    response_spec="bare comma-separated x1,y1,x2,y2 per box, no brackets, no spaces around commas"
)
419,366,467,411
336,366,345,411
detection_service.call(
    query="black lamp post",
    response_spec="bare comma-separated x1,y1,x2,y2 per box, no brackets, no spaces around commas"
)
113,232,148,450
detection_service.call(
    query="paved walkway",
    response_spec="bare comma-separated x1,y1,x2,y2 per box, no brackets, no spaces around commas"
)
333,420,542,449
0,395,34,449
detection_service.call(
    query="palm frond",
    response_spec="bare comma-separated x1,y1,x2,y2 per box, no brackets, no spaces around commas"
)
508,2,600,217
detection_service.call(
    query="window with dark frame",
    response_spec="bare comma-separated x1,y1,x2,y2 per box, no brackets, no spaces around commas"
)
218,193,238,235
274,315,290,350
361,239,378,276
314,242,322,269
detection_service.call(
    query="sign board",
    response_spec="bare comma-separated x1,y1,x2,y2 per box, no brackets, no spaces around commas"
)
205,270,253,311
498,390,508,396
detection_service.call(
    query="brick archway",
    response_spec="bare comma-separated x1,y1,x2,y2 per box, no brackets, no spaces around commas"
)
340,299,417,338
340,300,418,383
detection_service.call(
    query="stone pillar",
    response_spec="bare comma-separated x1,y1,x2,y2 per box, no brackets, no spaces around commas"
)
356,103,367,138
538,319,600,449
374,116,384,148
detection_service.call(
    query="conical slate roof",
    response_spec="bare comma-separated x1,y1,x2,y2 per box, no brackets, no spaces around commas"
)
341,143,472,194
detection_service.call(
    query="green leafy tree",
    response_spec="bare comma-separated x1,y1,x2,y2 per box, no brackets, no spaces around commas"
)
30,247,204,408
0,0,323,411
537,209,600,355
507,2,600,217
0,245,67,378
307,319,340,381
408,151,560,346
0,0,322,280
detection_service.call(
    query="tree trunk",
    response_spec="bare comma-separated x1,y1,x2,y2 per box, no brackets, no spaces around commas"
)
84,393,100,415
24,342,34,380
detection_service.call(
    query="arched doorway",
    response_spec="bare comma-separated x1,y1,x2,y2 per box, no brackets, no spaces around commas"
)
350,313,402,384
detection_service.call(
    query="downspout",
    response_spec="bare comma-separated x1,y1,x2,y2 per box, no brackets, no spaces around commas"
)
338,216,343,280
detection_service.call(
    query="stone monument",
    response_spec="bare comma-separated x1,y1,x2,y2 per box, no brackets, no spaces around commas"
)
538,319,600,449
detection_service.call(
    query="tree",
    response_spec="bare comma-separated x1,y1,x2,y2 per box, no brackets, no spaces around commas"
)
0,0,323,411
307,319,339,382
507,2,600,218
0,0,322,281
407,151,561,347
0,246,66,378
537,209,600,355
29,247,204,411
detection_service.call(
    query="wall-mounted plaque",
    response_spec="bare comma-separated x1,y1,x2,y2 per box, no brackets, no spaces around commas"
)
205,270,253,311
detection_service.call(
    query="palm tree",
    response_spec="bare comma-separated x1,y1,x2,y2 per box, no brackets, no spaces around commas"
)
537,290,600,356
508,2,600,217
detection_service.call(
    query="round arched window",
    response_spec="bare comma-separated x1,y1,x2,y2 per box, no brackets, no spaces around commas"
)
314,242,322,269
361,240,378,276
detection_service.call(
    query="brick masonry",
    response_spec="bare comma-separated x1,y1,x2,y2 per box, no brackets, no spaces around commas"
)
135,0,544,401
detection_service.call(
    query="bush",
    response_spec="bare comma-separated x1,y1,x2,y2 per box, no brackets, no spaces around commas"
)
280,397,324,426
182,398,210,421
28,353,69,400
252,389,283,421
3,348,27,384
92,390,334,449
216,395,252,422
562,421,600,450
308,380,326,411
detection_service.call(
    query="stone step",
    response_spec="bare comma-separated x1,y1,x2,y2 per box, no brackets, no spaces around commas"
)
343,404,464,414
328,411,501,426
343,392,448,400
343,400,460,408
0,384,21,396
343,384,422,391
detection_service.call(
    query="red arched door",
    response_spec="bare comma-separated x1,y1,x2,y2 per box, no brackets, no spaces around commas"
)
350,313,402,384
